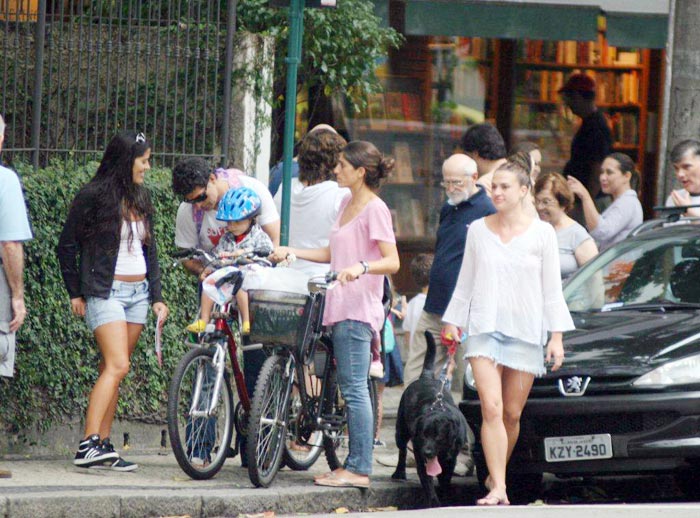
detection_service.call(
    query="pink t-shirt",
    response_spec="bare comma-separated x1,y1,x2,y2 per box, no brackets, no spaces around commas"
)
323,194,396,333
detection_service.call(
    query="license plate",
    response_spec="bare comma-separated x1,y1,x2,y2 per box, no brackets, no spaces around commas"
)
544,434,613,462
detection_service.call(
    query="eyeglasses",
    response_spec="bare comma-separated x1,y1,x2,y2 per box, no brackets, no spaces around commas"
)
440,179,467,189
535,198,557,207
135,132,146,143
184,189,208,204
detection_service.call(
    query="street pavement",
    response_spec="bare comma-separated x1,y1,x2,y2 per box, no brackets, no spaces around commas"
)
3,385,698,517
0,386,480,518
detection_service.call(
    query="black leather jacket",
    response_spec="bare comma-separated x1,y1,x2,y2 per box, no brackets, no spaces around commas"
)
56,189,163,303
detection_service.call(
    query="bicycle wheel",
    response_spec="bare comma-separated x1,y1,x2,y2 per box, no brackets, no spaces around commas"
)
246,353,292,488
283,388,323,471
323,374,379,471
167,346,234,480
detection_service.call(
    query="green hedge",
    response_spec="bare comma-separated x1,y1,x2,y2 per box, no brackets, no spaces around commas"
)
0,161,199,437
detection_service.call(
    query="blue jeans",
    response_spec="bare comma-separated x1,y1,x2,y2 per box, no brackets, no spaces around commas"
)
331,320,373,476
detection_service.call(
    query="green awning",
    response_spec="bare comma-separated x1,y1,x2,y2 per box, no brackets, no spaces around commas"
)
606,12,667,49
403,1,669,49
405,1,600,41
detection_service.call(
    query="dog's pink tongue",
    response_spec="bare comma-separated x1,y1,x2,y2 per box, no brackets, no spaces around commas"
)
425,457,442,477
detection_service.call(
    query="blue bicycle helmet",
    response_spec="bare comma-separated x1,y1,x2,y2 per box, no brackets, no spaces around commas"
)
216,186,262,222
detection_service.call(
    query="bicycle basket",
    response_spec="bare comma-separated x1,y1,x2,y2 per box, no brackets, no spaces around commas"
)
248,290,309,346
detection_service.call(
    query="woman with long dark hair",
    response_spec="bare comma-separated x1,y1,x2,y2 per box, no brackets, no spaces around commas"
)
57,131,169,471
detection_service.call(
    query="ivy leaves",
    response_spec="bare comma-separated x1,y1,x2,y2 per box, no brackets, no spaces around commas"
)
0,163,197,436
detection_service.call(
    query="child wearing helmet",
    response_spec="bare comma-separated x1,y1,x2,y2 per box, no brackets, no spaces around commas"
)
187,186,273,334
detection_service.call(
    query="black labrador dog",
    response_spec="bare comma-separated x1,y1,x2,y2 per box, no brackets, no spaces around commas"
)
392,330,468,507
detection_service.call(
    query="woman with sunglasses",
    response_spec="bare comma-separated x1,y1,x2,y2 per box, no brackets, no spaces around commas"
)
57,131,169,471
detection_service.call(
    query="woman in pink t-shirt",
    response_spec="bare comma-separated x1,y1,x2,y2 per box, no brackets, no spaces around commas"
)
271,141,399,488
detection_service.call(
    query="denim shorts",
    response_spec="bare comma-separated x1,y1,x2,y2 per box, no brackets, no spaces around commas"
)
464,331,546,377
85,279,150,331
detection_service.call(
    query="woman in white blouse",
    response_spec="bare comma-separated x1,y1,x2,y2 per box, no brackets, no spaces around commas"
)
442,161,574,506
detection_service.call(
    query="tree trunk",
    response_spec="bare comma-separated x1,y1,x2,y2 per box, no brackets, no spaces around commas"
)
659,0,700,203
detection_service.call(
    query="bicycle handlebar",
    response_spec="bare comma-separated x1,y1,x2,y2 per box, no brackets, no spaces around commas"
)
171,248,273,269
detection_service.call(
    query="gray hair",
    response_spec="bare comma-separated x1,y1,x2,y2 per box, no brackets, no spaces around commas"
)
670,139,700,164
0,114,5,137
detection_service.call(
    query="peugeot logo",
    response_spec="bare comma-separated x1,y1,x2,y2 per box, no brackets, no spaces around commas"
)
557,376,591,397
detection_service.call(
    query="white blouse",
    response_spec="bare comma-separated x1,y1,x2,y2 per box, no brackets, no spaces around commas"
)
442,217,574,346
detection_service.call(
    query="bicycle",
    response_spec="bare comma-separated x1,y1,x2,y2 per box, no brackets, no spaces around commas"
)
166,248,271,480
246,272,379,488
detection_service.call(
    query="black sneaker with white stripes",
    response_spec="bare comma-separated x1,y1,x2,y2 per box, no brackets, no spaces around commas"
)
91,438,138,472
73,434,119,467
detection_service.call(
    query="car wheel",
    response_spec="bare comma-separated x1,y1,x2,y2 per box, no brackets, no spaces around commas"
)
507,472,544,504
675,464,700,499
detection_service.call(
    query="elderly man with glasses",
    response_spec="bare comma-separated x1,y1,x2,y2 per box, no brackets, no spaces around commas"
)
394,154,494,476
403,153,495,387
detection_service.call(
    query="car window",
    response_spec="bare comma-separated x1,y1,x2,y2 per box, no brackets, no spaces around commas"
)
564,236,700,312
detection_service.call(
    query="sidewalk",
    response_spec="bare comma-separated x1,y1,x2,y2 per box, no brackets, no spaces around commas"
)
0,386,478,518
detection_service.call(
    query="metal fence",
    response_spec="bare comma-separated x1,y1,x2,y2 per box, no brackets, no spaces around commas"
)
0,0,235,168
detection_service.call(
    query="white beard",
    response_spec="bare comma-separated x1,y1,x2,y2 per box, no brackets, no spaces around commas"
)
447,191,469,205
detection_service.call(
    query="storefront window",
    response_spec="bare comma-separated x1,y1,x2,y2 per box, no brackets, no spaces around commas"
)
511,38,646,175
340,36,493,242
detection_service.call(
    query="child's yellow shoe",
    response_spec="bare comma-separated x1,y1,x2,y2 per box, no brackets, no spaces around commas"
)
186,319,207,333
242,321,251,334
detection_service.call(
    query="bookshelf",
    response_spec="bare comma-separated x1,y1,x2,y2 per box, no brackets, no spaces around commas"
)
347,36,497,242
511,36,650,177
341,36,496,296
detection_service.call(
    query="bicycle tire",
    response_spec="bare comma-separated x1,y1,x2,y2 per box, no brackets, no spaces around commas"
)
283,388,324,471
322,374,379,472
246,354,292,488
167,346,234,480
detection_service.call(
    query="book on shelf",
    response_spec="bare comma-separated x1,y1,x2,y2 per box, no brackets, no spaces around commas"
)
367,93,387,130
607,112,639,146
410,198,426,237
521,39,640,67
401,93,422,121
385,92,405,121
614,51,640,66
393,142,414,183
389,209,401,238
455,37,492,60
518,69,639,105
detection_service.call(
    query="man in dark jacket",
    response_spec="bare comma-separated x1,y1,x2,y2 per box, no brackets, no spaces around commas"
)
404,154,495,385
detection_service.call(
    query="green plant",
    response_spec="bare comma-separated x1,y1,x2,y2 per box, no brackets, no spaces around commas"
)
0,161,198,437
237,0,403,153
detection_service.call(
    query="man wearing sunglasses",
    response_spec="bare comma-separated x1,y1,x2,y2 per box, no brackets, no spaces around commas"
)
171,157,280,468
172,157,280,277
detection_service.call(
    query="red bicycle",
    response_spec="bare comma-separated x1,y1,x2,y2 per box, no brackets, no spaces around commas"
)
166,248,268,479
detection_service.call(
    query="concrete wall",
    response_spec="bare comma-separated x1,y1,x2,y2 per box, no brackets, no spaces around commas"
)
229,32,274,184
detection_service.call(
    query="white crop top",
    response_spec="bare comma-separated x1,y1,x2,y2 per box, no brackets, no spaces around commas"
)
114,220,147,276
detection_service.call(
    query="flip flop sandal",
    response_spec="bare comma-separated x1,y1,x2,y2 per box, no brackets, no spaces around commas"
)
314,471,370,489
313,470,338,482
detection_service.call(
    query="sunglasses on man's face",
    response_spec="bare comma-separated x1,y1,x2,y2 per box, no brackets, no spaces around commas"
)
184,189,208,204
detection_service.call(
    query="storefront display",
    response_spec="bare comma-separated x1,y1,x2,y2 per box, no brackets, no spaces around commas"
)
336,5,665,295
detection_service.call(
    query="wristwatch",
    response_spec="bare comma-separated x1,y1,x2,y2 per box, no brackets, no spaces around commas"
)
360,261,370,275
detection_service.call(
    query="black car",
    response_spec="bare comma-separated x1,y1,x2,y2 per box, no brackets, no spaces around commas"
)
460,221,700,501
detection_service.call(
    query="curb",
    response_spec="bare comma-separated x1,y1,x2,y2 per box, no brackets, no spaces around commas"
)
0,479,477,518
